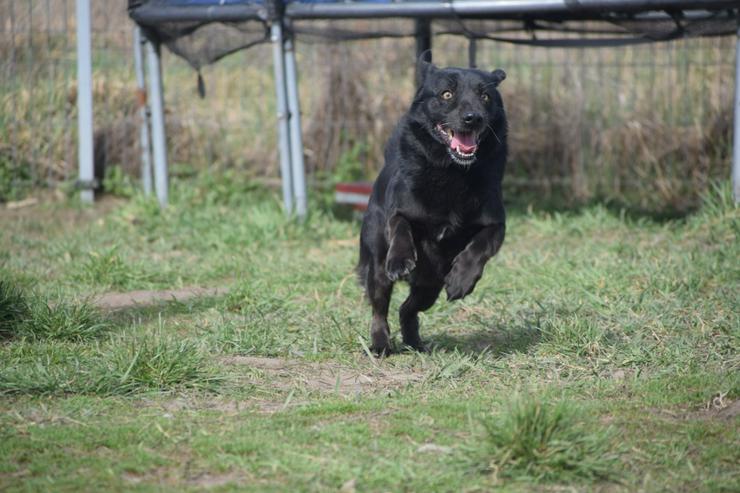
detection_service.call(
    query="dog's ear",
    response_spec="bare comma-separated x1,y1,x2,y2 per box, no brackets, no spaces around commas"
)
490,69,506,87
416,51,437,88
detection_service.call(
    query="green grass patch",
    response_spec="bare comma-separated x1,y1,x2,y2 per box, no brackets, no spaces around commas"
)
20,299,110,342
0,177,737,491
0,277,30,339
75,245,157,290
96,332,221,394
478,395,619,483
0,277,109,342
0,331,220,397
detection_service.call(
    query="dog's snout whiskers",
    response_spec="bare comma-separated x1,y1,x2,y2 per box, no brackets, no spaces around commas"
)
486,124,502,144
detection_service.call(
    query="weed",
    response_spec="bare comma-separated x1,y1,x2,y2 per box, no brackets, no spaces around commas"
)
75,245,151,290
0,278,107,342
93,332,220,394
102,166,137,198
0,277,30,339
478,395,619,483
539,314,613,359
20,299,110,342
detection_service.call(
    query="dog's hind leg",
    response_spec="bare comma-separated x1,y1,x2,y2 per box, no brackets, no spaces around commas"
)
366,262,394,356
399,283,442,352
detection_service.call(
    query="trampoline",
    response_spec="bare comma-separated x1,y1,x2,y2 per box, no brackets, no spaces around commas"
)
97,1,740,213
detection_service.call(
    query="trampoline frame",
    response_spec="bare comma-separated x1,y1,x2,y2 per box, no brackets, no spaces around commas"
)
74,0,740,211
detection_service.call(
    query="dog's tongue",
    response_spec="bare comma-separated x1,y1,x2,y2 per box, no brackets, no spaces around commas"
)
451,132,477,153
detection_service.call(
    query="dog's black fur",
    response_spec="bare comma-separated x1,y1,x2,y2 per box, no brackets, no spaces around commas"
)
357,60,508,356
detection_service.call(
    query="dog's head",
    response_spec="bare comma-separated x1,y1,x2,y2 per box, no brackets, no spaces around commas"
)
410,60,506,167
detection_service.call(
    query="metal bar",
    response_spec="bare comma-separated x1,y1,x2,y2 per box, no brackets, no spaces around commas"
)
733,23,740,204
144,37,169,207
415,19,432,59
76,0,94,203
128,1,738,23
271,22,295,214
133,27,153,196
284,32,307,218
468,37,478,68
285,0,739,20
130,4,267,25
415,18,432,84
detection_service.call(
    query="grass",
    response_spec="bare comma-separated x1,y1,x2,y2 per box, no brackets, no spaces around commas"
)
0,175,738,491
0,277,30,339
478,395,618,483
0,330,219,397
0,276,109,342
20,299,110,342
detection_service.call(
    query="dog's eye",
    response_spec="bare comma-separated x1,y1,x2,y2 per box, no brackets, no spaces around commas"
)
441,90,453,100
481,93,490,102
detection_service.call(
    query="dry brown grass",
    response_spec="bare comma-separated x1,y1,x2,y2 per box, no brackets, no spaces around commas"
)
0,4,734,211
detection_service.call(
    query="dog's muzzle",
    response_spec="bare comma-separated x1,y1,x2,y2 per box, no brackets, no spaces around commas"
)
435,124,479,167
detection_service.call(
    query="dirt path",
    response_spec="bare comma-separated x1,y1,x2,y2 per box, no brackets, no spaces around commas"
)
223,355,423,397
94,287,229,310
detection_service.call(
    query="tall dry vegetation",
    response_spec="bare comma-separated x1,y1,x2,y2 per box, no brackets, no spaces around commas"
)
0,3,734,212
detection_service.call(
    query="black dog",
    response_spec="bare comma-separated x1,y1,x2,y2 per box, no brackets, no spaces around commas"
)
357,60,508,356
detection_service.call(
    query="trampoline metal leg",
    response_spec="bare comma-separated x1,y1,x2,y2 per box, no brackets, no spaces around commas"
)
133,26,153,196
415,18,432,83
733,24,740,204
75,0,94,203
145,37,169,207
284,33,307,219
468,37,477,69
271,22,294,214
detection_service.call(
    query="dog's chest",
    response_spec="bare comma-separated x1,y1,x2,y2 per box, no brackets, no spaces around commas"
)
414,200,475,246
408,165,488,244
417,175,478,225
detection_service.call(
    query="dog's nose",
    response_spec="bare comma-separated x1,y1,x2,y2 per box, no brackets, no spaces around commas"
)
463,112,482,126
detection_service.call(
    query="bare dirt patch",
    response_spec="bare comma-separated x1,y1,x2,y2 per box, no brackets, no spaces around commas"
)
121,467,246,489
152,396,263,415
1,193,123,224
697,396,740,421
223,355,423,399
650,397,740,423
94,286,229,310
142,356,423,416
186,471,246,489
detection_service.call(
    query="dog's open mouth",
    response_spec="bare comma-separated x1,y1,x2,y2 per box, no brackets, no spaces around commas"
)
435,124,478,166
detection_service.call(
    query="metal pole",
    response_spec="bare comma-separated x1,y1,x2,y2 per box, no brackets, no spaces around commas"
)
130,2,736,24
283,32,307,218
468,37,477,68
733,24,740,204
75,0,94,203
271,22,294,214
144,36,169,207
415,18,432,79
133,27,153,196
285,0,739,20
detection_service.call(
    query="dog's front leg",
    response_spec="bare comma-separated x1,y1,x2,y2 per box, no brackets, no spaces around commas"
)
384,214,417,281
445,223,505,301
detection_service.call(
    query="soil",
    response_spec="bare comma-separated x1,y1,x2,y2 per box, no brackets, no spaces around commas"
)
222,355,423,398
94,287,230,310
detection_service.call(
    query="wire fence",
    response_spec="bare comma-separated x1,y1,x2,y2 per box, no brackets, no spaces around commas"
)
0,1,735,211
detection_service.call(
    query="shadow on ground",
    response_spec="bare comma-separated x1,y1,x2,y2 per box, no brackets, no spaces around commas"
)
427,324,541,357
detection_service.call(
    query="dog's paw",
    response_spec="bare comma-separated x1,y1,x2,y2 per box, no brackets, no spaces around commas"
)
370,343,392,357
444,261,481,301
402,339,427,353
385,256,416,282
